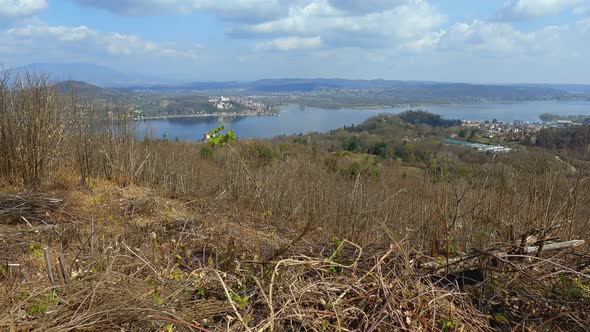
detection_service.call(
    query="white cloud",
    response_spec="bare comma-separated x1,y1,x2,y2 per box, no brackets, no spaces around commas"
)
72,0,447,51
0,0,47,17
2,23,201,60
431,16,590,72
496,0,584,20
231,0,446,50
440,21,529,54
405,31,444,51
256,35,321,51
438,20,568,56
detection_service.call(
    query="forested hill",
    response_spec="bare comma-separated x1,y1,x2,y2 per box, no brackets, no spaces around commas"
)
54,81,133,104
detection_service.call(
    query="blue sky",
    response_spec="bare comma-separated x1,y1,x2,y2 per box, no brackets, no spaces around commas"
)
1,0,590,83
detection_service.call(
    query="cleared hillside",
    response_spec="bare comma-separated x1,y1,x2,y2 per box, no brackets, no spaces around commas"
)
1,76,589,331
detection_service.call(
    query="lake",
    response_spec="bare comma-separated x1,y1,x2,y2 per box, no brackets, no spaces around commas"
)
137,101,590,140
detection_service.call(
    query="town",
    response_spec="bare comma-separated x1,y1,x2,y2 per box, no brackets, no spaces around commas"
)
129,95,279,119
207,96,278,115
445,116,590,153
460,116,588,138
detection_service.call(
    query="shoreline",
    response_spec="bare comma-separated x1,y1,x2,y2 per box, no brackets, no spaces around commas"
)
137,112,278,120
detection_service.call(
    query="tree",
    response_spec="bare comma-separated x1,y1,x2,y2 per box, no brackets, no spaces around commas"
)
539,113,556,122
343,136,363,152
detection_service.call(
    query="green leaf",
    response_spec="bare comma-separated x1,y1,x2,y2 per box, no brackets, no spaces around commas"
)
207,126,237,147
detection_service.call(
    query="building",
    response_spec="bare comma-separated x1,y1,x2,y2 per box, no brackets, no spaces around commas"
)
443,138,512,153
556,120,574,127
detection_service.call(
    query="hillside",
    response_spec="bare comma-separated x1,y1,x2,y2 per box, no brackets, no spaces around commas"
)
1,76,590,331
54,80,129,102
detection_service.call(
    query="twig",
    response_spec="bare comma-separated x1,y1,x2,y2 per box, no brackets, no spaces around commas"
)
122,243,164,283
59,247,69,284
44,246,55,285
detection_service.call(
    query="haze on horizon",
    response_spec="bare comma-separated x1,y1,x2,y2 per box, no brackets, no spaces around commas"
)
1,0,590,84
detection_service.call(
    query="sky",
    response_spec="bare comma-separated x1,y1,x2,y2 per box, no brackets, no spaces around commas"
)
1,0,590,83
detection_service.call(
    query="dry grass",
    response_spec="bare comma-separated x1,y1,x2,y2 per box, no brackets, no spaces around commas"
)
0,177,588,331
0,187,493,331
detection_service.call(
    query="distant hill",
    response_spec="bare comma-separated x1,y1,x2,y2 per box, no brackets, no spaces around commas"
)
56,80,117,96
54,80,136,106
13,63,161,86
55,80,110,95
133,78,574,101
246,78,440,92
381,83,569,101
136,81,242,91
246,80,570,100
511,83,590,95
140,78,442,92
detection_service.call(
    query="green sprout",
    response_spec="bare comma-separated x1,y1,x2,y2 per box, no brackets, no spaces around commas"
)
207,126,237,147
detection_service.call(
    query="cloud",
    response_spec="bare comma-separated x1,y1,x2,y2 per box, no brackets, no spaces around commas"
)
256,35,321,51
72,0,297,22
573,6,590,15
440,21,529,54
230,0,446,50
439,20,559,55
0,0,47,17
434,17,590,64
326,0,408,14
72,0,446,51
495,0,584,21
1,23,201,61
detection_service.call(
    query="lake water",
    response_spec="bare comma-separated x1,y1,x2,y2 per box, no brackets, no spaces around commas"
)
137,101,590,140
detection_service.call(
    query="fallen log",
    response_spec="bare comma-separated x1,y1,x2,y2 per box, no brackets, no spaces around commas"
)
523,240,585,254
422,239,586,269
